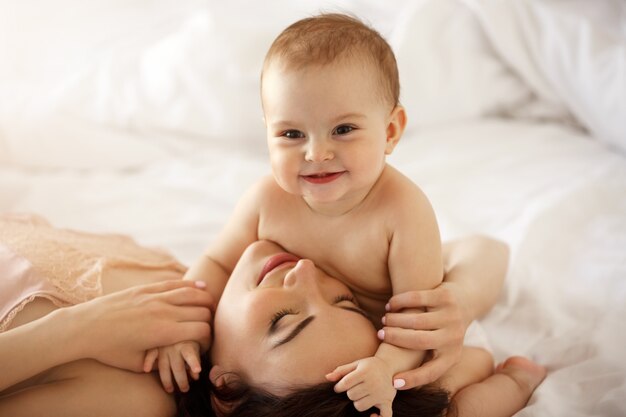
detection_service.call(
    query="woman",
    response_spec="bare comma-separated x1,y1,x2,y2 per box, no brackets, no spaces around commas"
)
0,214,540,416
180,240,546,417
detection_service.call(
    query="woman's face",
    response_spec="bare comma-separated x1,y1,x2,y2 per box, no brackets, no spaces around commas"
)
210,240,379,394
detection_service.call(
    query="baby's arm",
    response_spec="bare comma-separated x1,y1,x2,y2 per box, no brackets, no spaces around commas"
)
146,178,267,392
374,183,444,382
381,236,510,388
328,184,443,413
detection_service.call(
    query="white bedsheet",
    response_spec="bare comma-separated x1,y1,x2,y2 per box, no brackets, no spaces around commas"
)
1,1,625,416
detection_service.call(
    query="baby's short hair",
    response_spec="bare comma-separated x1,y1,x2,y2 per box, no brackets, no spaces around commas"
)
262,13,400,107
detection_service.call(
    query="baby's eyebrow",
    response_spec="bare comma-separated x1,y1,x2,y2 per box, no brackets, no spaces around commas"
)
273,316,315,348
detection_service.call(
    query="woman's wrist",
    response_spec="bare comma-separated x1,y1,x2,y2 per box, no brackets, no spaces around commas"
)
45,306,90,363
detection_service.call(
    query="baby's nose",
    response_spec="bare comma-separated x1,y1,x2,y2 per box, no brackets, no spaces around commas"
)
305,138,334,162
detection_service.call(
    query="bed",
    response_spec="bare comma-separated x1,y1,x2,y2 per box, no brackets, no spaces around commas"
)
1,1,625,415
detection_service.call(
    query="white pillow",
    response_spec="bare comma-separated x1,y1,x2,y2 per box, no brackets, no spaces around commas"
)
391,0,533,131
468,0,626,154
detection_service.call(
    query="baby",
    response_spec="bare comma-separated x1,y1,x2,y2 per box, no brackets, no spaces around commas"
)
145,13,541,415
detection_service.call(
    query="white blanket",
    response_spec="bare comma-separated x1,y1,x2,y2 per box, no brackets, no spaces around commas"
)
1,1,625,416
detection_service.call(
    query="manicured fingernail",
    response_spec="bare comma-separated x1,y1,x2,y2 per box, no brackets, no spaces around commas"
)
194,281,207,288
377,329,385,340
385,303,390,311
381,316,386,325
393,379,406,389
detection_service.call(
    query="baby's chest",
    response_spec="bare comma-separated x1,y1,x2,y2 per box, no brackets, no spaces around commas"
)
259,215,392,295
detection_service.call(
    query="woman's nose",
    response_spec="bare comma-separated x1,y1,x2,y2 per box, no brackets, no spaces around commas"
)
304,137,333,162
284,259,318,288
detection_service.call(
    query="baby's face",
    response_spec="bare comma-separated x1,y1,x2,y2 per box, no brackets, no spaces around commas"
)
210,240,379,395
261,59,402,213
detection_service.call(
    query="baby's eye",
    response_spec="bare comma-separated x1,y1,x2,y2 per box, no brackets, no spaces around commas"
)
333,125,354,136
282,130,305,139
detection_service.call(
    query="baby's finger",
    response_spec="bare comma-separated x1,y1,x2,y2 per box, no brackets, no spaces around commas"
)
353,395,376,412
143,348,159,372
345,383,368,402
169,351,190,392
378,402,393,417
158,354,174,393
182,345,202,375
334,369,365,394
393,357,451,389
326,360,359,382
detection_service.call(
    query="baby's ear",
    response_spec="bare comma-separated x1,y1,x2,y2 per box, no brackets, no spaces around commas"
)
385,105,407,155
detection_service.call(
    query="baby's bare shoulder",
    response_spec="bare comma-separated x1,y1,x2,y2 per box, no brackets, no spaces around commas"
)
377,166,431,212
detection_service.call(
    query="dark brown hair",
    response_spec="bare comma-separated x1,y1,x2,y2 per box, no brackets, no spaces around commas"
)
176,354,454,417
261,13,400,108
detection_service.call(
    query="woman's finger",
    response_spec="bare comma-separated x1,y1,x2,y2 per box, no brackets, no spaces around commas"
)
381,327,446,351
162,287,215,309
161,321,212,348
382,311,441,330
166,305,212,324
393,355,453,389
141,279,207,294
387,287,456,312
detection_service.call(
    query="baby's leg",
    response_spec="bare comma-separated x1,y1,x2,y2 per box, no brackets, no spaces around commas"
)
452,356,546,417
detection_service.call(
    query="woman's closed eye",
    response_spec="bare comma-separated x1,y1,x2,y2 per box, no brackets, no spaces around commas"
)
269,308,298,331
333,294,369,319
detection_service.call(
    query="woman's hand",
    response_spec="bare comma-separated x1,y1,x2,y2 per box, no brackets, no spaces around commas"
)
70,280,213,373
380,282,470,389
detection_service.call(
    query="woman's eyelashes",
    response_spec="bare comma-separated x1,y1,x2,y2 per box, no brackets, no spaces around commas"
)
268,294,356,330
333,294,358,305
269,308,297,330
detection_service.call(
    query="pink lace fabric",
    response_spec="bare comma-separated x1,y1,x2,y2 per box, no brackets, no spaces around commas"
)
0,213,187,332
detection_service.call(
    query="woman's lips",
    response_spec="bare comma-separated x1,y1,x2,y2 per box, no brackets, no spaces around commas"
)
258,253,301,285
301,171,345,184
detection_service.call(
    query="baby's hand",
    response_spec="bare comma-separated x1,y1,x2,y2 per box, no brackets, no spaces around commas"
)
326,356,396,417
143,341,201,393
